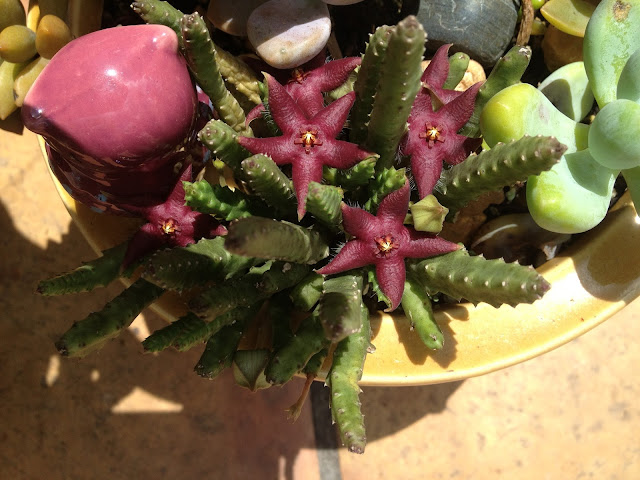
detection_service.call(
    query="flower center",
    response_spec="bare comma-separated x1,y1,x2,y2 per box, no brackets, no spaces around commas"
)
419,124,444,148
160,218,180,236
294,129,322,154
289,68,310,84
374,234,399,257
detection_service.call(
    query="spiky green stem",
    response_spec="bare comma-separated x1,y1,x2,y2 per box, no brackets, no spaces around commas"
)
194,321,248,379
443,51,471,90
142,312,205,352
364,167,407,213
434,135,566,214
131,1,183,42
265,308,328,385
240,154,295,215
189,261,309,320
306,182,343,229
366,266,391,309
365,17,425,169
323,156,377,190
224,217,329,264
460,45,532,137
319,274,364,342
233,349,271,391
199,120,251,174
183,179,255,220
55,279,164,357
180,13,250,135
327,303,370,454
349,25,393,145
142,237,259,291
37,242,127,295
401,274,443,350
289,272,324,311
409,249,550,308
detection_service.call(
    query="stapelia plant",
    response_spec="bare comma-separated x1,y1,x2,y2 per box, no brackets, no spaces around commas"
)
33,2,567,454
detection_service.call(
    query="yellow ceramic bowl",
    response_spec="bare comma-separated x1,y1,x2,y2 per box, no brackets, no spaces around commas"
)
40,137,640,386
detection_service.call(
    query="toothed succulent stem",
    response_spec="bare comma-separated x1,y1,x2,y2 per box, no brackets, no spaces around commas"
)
443,52,471,90
194,321,248,379
401,274,444,350
189,262,309,320
265,308,329,385
364,17,426,170
180,13,251,135
306,182,343,229
131,0,183,42
349,25,393,145
37,242,127,295
224,217,329,264
289,272,324,311
434,135,566,214
199,120,251,174
319,274,364,342
142,312,205,352
323,156,377,190
364,167,407,213
239,154,295,215
183,179,255,220
409,249,550,308
327,302,370,454
460,45,532,137
141,237,259,291
55,279,164,357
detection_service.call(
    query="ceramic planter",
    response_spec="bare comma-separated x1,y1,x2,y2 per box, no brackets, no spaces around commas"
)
39,136,640,386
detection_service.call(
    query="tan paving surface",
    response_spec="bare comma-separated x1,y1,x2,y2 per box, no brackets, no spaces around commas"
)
2,109,639,479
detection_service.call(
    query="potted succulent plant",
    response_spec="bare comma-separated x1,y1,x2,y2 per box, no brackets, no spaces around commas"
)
20,0,640,454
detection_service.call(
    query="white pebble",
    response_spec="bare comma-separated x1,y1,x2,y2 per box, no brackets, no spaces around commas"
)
207,0,267,37
247,0,331,69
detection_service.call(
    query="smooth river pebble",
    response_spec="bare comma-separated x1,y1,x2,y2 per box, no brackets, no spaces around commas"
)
247,0,331,69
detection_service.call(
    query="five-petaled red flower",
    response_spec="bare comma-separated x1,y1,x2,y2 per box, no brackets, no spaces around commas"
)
403,44,483,197
317,181,460,311
122,165,227,268
238,73,374,219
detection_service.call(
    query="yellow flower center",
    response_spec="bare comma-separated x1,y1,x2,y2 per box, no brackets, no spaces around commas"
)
419,125,444,147
160,218,180,235
294,129,322,154
374,234,399,256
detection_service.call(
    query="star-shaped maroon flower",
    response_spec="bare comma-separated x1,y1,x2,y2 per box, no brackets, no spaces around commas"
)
246,56,361,124
122,165,227,268
317,181,460,311
238,74,374,219
404,44,483,197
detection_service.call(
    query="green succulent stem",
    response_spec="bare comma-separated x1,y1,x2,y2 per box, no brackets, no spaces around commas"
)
409,249,550,308
183,179,255,220
323,156,378,190
224,217,329,264
142,312,205,352
37,242,127,295
364,16,426,169
189,261,310,320
194,321,248,379
131,1,183,42
239,154,295,216
327,302,370,454
55,279,164,357
289,272,324,311
434,135,566,215
349,25,393,145
180,12,251,135
199,120,252,174
319,274,364,342
141,237,259,291
265,308,329,385
401,274,444,350
444,51,471,90
306,182,344,229
365,167,407,213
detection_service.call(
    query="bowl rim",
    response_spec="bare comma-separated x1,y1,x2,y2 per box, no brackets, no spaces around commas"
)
39,136,640,386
